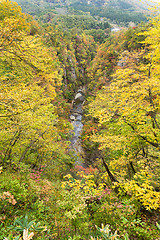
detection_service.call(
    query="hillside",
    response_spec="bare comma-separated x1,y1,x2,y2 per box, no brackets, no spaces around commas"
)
1,0,160,239
14,0,149,25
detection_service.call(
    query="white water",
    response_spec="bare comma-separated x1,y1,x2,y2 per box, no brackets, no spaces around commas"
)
70,89,85,165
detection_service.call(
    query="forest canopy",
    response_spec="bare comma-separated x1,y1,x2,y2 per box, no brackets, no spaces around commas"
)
0,0,160,239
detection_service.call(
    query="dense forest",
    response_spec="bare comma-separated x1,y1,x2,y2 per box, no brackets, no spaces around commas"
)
14,0,148,25
0,0,160,239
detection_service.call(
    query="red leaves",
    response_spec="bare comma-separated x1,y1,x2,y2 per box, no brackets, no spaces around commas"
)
74,165,98,175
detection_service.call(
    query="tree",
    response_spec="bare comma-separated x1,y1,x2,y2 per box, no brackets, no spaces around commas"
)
44,25,96,98
87,15,160,209
0,0,72,176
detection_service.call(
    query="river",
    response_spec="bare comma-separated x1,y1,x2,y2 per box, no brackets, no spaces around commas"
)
70,88,85,166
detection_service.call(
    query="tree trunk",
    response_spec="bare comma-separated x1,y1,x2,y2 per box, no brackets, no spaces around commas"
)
101,157,119,183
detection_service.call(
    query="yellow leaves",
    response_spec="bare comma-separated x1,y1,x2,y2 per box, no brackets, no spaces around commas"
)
92,134,126,151
88,21,160,197
1,82,52,127
113,68,135,81
60,172,113,223
143,15,160,77
0,1,62,96
123,170,160,210
0,0,30,52
62,172,107,198
0,1,67,170
89,43,160,154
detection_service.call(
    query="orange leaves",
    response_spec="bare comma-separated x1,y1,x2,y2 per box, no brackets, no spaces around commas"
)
1,191,17,205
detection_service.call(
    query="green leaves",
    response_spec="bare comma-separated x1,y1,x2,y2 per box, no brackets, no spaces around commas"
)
156,222,160,231
8,215,47,236
91,224,128,240
4,235,21,240
9,215,34,231
86,15,160,214
0,0,73,176
31,222,47,232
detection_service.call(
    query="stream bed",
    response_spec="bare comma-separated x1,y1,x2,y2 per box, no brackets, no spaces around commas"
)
70,88,85,165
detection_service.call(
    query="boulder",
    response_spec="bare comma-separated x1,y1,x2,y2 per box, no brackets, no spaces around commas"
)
70,115,76,121
75,92,83,99
74,93,85,104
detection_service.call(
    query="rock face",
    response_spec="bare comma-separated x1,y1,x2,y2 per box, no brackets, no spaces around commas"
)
70,88,85,118
68,55,77,81
70,88,85,165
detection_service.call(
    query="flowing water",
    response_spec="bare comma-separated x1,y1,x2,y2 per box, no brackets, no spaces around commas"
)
70,88,85,165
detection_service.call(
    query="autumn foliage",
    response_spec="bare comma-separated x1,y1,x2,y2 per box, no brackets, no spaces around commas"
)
0,0,160,239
